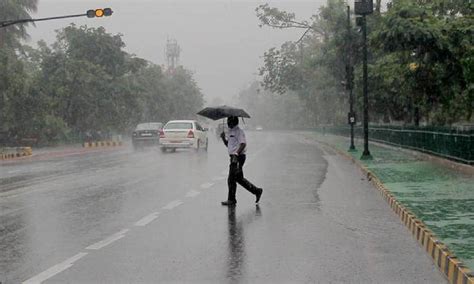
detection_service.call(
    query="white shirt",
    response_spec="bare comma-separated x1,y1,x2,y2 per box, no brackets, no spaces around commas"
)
227,126,246,155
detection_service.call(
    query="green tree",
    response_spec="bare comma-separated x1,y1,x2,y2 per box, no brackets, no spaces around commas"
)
164,66,204,120
0,0,38,47
256,0,473,126
370,2,473,124
1,23,205,145
257,0,350,124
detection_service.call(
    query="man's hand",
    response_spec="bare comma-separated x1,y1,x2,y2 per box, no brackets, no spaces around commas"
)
230,154,239,165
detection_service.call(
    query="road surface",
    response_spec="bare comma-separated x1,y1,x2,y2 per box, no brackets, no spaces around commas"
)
0,131,445,283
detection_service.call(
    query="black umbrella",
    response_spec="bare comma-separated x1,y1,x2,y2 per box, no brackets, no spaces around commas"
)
197,105,251,120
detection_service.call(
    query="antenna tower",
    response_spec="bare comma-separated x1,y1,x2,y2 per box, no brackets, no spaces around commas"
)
165,38,181,71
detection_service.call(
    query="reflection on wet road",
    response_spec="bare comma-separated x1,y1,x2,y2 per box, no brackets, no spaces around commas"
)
226,205,262,283
0,132,445,283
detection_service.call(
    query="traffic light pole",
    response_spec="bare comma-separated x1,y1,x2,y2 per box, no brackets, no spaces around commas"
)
361,15,372,160
1,13,86,28
0,8,112,29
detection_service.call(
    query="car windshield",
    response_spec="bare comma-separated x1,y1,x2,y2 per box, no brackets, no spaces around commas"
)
136,123,162,130
164,122,193,130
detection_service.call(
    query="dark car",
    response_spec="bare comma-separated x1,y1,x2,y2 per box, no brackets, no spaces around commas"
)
132,122,163,150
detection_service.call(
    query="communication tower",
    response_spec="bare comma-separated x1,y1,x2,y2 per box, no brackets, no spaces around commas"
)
165,38,181,71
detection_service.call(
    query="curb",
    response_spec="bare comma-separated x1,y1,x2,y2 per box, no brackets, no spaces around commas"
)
318,140,474,284
0,147,33,160
83,141,123,148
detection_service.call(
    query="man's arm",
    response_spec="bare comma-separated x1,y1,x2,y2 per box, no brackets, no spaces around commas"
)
220,132,228,147
236,143,246,155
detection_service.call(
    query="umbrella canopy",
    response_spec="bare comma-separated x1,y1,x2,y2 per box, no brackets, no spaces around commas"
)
197,105,251,120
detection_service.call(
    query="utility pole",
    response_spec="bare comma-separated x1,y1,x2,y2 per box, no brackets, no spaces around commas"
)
346,5,356,152
355,0,373,160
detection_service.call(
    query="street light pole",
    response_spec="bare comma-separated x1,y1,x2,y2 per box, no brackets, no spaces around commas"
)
346,5,356,152
355,0,373,160
361,15,372,159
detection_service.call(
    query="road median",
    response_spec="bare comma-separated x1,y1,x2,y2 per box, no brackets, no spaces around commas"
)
1,142,125,163
0,147,33,160
83,140,123,148
306,132,474,284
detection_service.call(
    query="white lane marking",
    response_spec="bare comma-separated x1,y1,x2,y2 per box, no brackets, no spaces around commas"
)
134,212,160,227
200,182,214,189
86,229,129,250
185,190,200,198
163,200,183,210
23,252,88,284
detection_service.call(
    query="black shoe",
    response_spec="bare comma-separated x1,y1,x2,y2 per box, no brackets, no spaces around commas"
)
255,188,263,203
221,200,237,206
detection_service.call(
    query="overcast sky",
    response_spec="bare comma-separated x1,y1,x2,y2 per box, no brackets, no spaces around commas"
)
27,0,325,103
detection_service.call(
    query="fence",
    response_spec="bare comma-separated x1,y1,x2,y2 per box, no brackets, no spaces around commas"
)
319,125,474,165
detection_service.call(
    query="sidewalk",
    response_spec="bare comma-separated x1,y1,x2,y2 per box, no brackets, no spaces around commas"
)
306,132,474,271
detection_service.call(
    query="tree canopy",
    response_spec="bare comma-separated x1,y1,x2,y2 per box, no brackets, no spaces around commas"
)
254,0,473,126
0,24,204,145
0,0,38,47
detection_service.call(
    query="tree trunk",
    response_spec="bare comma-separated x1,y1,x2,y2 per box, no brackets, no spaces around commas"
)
375,0,382,14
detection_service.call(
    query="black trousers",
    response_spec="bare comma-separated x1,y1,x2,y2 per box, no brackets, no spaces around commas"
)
227,155,259,202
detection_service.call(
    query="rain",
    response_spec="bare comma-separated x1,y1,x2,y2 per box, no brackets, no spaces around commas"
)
0,0,472,283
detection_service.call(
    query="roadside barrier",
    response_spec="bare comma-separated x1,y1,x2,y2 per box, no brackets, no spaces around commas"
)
0,147,33,160
317,125,474,165
83,140,123,148
317,139,474,284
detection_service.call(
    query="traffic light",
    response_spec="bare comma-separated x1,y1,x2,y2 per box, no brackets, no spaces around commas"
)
87,8,113,18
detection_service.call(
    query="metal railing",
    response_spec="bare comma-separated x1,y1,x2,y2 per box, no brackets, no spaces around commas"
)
319,125,474,165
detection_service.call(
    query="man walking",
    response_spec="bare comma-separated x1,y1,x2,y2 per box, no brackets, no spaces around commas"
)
220,116,263,206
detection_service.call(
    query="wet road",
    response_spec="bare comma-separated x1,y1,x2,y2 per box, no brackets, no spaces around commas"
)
1,131,445,283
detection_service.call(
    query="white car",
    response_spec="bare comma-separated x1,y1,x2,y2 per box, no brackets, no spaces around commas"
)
159,120,208,152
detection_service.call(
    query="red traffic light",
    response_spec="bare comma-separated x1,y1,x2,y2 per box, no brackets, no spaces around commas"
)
86,8,113,18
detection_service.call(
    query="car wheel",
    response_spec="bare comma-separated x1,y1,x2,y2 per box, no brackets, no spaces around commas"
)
195,140,200,152
161,147,167,153
204,139,208,151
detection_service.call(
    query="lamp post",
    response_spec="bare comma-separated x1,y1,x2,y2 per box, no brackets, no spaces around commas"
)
355,0,373,160
346,5,356,152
